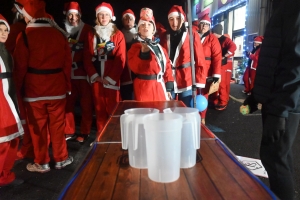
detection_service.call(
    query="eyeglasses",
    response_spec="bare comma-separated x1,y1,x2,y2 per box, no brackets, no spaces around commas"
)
199,22,210,27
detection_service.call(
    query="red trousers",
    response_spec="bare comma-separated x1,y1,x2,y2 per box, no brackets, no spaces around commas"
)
243,67,251,93
0,138,19,186
65,79,93,135
211,62,232,106
92,82,119,133
25,99,68,164
250,68,256,91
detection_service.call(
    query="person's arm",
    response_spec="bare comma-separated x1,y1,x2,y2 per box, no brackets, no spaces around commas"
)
193,29,207,88
210,34,222,80
63,38,72,94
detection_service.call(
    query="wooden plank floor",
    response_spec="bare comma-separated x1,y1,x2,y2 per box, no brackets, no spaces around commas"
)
62,101,274,199
63,141,273,200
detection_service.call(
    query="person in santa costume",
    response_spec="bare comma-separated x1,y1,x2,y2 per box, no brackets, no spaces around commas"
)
160,5,207,107
83,2,126,133
6,0,28,54
128,7,174,101
63,2,93,143
197,14,222,124
0,14,24,187
245,36,263,93
13,0,73,173
119,9,136,100
211,24,236,110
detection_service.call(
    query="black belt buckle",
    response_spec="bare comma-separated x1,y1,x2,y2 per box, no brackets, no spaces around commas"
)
98,54,107,61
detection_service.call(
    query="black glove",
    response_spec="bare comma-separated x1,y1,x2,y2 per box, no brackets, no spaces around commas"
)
244,51,250,58
263,115,286,143
212,77,219,83
242,93,258,113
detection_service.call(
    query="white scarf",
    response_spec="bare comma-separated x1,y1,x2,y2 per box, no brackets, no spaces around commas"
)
64,20,84,36
94,23,114,42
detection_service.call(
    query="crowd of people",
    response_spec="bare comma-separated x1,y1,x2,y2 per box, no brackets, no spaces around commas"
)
3,1,299,200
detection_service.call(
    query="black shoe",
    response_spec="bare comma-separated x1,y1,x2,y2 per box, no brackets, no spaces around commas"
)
215,104,227,111
76,134,89,143
65,134,77,141
1,178,24,187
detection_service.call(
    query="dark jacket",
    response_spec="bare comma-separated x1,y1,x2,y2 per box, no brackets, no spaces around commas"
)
253,0,300,118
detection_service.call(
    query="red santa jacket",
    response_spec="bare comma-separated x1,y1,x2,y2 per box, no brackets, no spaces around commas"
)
201,32,222,78
219,36,236,62
5,20,26,54
84,24,126,90
0,48,24,142
13,22,72,102
160,28,207,91
127,42,174,101
67,23,93,80
249,47,261,70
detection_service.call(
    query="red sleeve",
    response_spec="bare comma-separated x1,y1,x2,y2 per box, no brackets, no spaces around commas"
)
105,30,126,83
225,38,237,57
249,48,260,62
161,46,174,83
210,34,222,77
13,32,29,92
193,29,207,87
83,30,98,81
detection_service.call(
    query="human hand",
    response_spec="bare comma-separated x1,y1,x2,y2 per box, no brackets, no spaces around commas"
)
94,76,103,83
167,92,173,100
263,115,286,143
140,42,150,53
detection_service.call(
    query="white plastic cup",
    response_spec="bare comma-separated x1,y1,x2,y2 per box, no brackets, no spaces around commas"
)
143,113,183,183
164,107,200,168
120,108,159,168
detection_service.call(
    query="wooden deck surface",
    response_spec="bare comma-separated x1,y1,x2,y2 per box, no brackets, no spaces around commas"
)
61,101,274,200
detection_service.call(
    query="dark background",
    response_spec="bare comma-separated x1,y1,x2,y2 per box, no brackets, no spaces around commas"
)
1,0,186,29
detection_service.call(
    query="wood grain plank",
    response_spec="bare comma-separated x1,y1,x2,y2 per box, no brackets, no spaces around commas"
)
200,141,251,200
165,170,195,200
140,170,168,200
63,144,109,200
206,140,273,199
97,117,121,142
112,153,140,200
86,143,123,200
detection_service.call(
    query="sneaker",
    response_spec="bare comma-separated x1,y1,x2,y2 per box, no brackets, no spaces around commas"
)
27,163,50,173
65,134,77,141
55,156,73,169
247,92,252,96
76,134,89,143
215,104,227,110
242,90,247,94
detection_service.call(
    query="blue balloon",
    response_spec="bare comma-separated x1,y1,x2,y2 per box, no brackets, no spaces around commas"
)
190,95,208,112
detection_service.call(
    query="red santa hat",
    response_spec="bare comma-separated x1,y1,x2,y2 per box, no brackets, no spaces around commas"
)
122,9,135,21
199,14,211,25
0,14,10,32
254,36,264,44
137,7,156,32
14,0,28,14
95,2,116,21
22,0,48,21
168,5,186,21
63,2,81,17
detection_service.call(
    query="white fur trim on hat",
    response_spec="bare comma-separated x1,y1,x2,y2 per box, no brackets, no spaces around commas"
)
0,20,10,32
22,7,33,22
96,6,115,21
137,19,156,33
254,41,262,44
65,9,81,16
122,13,135,21
168,12,185,20
199,20,211,25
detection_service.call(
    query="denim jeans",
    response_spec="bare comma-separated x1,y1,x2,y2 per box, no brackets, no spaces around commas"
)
171,89,192,107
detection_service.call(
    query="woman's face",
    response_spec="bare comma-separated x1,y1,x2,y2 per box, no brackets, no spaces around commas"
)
138,21,154,39
168,16,183,31
97,11,111,26
0,24,9,43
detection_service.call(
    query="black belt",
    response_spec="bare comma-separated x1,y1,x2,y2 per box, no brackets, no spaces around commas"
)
97,55,115,60
0,72,12,79
136,74,162,80
205,57,211,60
172,62,191,70
28,67,62,74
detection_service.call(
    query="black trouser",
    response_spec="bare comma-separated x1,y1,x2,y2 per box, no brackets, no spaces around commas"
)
120,84,133,101
261,106,299,200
